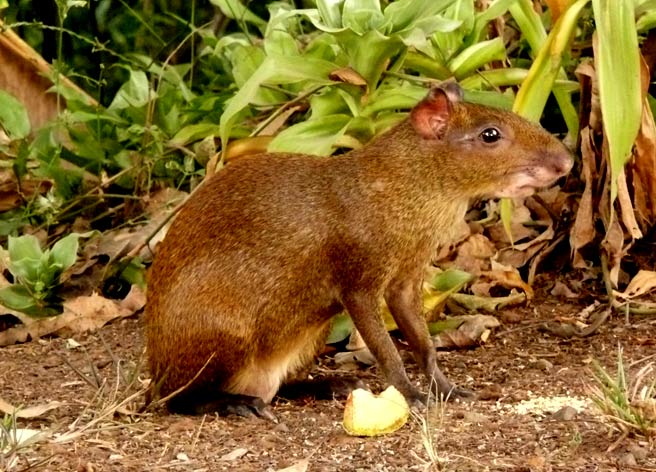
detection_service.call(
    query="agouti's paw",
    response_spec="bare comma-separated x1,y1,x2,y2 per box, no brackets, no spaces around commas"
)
225,398,278,423
403,390,428,410
446,386,477,402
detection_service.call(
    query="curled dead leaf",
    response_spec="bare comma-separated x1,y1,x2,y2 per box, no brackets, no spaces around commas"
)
430,314,500,349
0,397,62,418
614,270,656,300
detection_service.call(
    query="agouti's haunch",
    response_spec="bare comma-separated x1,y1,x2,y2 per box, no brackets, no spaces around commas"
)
145,84,572,417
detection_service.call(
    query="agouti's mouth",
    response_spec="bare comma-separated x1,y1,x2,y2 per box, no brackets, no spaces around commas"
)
493,167,567,199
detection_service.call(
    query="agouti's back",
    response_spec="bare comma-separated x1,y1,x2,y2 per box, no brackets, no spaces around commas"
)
145,84,572,416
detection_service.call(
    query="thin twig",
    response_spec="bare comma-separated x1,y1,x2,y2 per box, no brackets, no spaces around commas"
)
249,85,326,138
144,353,216,411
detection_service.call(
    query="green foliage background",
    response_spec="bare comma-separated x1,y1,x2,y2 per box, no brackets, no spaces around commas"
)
0,0,654,315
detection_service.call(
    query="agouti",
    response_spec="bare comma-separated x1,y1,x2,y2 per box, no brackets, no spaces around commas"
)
144,83,572,417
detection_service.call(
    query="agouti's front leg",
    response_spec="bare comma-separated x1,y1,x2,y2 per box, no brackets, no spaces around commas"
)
385,276,475,401
343,291,424,407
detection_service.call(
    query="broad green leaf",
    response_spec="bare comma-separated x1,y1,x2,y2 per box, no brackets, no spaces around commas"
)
0,90,31,140
429,269,475,292
310,89,352,119
9,258,43,286
592,0,642,203
448,37,506,79
362,83,426,115
403,51,452,79
264,30,301,57
8,235,43,271
513,0,588,121
326,313,354,344
464,89,514,111
382,0,457,34
268,114,352,156
171,124,222,146
470,0,519,44
427,317,466,336
461,68,578,91
342,0,384,35
636,9,656,31
209,0,267,29
461,68,530,89
219,55,337,148
509,0,547,49
510,0,580,138
397,17,462,56
120,257,147,288
317,0,343,29
67,110,127,124
336,29,404,88
0,0,8,9
108,70,152,110
0,285,38,312
49,233,83,273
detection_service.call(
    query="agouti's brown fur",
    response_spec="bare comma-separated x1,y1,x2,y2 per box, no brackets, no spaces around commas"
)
145,84,572,416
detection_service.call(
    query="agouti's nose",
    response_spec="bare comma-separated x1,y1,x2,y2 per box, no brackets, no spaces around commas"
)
549,151,574,176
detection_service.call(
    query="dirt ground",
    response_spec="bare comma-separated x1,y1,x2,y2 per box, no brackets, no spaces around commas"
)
1,273,655,472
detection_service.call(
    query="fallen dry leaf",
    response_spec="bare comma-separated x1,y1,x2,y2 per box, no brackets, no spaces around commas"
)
450,292,526,312
431,314,500,348
329,67,368,87
631,57,656,232
275,459,310,472
551,281,578,299
614,270,656,300
447,234,496,274
219,448,249,461
0,397,62,418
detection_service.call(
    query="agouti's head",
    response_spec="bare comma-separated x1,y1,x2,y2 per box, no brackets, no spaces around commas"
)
408,84,573,199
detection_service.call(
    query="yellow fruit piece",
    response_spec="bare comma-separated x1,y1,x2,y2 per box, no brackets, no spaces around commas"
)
342,386,410,436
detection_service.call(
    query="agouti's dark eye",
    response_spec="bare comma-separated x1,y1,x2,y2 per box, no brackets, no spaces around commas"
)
480,127,501,143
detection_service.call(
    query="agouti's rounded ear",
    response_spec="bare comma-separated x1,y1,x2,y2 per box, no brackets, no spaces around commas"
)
410,85,460,139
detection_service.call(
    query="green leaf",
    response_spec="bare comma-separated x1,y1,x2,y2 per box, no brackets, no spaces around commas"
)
0,90,31,140
592,0,642,203
326,312,354,344
342,0,384,35
500,198,514,245
470,0,518,44
219,55,336,148
108,70,152,110
49,233,83,273
335,29,404,88
120,257,146,288
382,0,457,34
7,235,43,284
512,0,588,122
264,30,301,57
448,37,506,79
0,0,9,9
209,0,267,29
171,124,222,146
268,114,352,156
362,83,426,115
316,0,343,29
429,269,475,292
0,285,38,312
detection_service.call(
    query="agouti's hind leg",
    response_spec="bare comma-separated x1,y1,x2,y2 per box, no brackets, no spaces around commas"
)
278,375,367,400
167,391,277,421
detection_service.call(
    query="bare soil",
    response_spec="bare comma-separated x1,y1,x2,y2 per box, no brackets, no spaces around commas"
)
1,273,655,472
